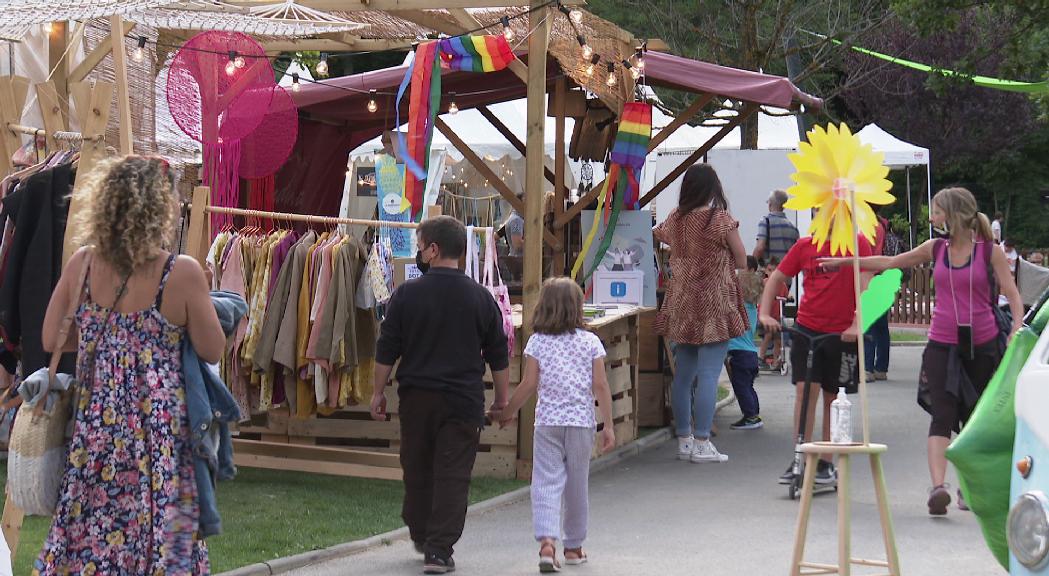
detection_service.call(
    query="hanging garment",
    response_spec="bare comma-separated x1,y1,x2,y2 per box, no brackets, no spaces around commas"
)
0,163,75,375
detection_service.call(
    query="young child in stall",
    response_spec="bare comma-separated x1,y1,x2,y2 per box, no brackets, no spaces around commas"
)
759,257,790,369
728,256,764,430
493,277,615,573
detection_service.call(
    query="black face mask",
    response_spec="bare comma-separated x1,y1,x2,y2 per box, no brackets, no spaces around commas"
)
415,250,430,275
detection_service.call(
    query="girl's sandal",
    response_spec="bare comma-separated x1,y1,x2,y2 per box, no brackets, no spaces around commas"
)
564,548,588,566
539,541,561,573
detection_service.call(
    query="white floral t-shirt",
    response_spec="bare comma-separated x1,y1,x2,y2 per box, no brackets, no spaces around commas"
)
524,329,607,427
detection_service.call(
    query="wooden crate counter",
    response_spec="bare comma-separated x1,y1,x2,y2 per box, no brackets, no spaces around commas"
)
232,305,653,481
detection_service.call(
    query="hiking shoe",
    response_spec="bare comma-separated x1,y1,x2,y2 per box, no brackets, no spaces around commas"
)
779,462,797,485
928,485,951,516
677,436,694,461
815,460,836,485
865,371,877,382
690,440,729,463
730,416,764,430
423,553,456,574
873,371,888,381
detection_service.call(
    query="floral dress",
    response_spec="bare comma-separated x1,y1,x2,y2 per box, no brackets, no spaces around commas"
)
35,255,209,575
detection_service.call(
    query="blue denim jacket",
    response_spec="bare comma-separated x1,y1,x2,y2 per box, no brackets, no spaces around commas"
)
183,291,245,538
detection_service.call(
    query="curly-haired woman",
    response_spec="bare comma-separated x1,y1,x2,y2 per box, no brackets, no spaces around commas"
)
36,156,225,574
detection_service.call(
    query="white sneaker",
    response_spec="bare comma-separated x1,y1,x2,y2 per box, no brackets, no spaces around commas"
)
677,436,694,460
691,440,729,463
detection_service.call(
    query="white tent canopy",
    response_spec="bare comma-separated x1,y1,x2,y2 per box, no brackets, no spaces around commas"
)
856,123,933,247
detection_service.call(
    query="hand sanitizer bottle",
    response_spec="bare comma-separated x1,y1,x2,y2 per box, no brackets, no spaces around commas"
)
830,387,852,444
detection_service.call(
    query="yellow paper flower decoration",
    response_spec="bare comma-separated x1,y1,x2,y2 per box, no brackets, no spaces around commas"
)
784,123,895,256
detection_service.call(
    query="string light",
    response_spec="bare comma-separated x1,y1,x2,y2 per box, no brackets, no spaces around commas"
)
576,35,592,60
316,53,329,77
225,51,237,75
501,16,514,42
291,73,300,92
585,54,600,77
635,48,646,72
447,92,459,115
235,55,245,69
42,22,53,35
132,36,147,63
624,59,640,80
606,62,617,87
367,89,378,113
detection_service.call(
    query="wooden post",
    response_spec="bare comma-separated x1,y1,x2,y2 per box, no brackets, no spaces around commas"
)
110,15,134,155
552,76,568,276
517,0,551,479
0,498,23,561
36,81,67,152
0,76,30,175
48,21,69,126
63,81,114,264
186,186,212,267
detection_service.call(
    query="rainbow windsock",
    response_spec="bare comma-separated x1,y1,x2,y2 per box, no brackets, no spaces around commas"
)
402,41,441,219
439,35,516,73
610,102,652,170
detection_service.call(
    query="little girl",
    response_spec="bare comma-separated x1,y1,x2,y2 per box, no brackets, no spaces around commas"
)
495,277,615,573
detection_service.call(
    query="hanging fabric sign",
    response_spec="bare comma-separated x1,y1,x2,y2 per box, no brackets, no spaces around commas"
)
376,155,413,258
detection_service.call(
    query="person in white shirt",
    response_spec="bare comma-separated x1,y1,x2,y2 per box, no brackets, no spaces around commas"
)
992,212,1003,245
1002,238,1018,275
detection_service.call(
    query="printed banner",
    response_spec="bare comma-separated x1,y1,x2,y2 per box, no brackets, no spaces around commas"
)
376,155,413,257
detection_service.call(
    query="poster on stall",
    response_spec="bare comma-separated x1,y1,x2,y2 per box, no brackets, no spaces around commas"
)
377,154,413,257
581,209,657,307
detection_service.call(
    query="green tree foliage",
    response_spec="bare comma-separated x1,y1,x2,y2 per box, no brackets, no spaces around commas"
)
585,0,893,148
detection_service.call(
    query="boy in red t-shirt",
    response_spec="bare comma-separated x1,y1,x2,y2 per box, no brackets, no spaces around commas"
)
759,236,872,485
758,257,790,368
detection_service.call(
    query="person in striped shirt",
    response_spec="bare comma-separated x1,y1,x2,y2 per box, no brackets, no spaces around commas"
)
753,189,800,265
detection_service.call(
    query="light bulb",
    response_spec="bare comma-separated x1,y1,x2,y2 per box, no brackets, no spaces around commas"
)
132,36,147,63
448,101,459,114
42,22,53,35
501,16,514,42
582,43,593,60
235,56,245,69
225,60,237,76
291,73,301,92
316,56,329,77
367,98,378,114
606,64,617,87
585,63,594,77
636,56,645,71
630,65,641,80
569,8,583,25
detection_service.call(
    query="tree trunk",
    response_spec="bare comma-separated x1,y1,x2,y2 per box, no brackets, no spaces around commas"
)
739,1,760,149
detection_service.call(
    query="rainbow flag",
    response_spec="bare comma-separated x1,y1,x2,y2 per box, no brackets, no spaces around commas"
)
610,102,652,170
439,35,516,73
403,41,441,218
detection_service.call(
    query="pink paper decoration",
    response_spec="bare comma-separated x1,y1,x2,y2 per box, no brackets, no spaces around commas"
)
239,85,299,180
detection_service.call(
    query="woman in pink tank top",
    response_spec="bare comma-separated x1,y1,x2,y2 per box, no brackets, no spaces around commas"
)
821,187,1021,516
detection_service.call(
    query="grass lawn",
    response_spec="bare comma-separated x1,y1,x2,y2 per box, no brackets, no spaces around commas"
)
1,462,524,574
890,330,928,342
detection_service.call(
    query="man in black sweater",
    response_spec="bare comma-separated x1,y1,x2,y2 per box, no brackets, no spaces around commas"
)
371,216,510,574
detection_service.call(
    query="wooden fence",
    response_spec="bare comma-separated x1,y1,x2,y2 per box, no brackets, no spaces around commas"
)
890,265,934,325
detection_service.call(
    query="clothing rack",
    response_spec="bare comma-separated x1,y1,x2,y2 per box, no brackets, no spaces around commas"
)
185,187,429,268
6,123,104,142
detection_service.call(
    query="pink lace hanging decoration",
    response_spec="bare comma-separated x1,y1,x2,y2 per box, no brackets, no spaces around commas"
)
240,84,297,232
166,31,275,232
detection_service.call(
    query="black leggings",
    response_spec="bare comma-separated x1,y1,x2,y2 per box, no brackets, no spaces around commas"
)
920,341,999,438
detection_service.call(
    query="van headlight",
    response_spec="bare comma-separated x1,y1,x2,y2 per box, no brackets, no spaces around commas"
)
1008,491,1049,569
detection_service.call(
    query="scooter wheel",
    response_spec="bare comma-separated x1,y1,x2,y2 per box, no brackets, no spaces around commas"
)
789,477,800,500
780,362,789,376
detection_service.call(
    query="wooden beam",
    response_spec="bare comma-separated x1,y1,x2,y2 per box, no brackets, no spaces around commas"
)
261,38,412,53
475,105,557,186
64,81,114,264
435,116,561,250
48,21,68,125
648,93,714,151
519,0,552,476
110,15,133,154
637,101,759,208
552,75,568,275
448,7,484,32
69,21,135,84
554,93,717,229
35,81,67,151
0,76,30,176
228,0,582,10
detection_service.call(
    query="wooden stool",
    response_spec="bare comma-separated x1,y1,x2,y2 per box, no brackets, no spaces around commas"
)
790,442,900,576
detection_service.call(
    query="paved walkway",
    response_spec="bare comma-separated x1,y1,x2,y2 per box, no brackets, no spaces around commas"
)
287,347,1002,575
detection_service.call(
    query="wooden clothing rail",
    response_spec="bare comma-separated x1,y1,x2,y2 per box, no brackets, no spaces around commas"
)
7,123,105,143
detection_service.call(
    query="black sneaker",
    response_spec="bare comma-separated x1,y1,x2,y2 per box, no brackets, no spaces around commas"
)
423,553,456,574
730,416,764,430
815,460,836,485
778,463,796,485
